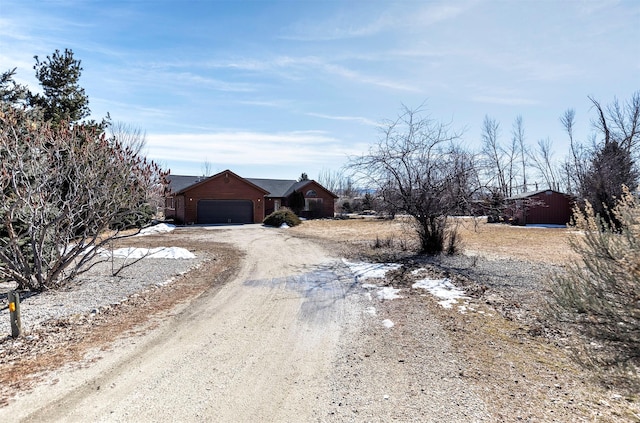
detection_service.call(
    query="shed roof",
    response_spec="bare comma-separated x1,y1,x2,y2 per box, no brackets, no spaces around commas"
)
506,189,570,200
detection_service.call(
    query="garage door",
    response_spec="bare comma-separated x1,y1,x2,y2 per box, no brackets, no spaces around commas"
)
197,200,253,224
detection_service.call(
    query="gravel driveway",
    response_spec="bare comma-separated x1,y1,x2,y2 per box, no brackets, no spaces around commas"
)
1,224,636,421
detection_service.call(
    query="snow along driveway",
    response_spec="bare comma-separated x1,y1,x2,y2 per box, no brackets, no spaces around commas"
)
3,225,488,422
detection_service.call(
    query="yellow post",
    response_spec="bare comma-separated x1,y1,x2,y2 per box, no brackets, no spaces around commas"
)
8,290,22,338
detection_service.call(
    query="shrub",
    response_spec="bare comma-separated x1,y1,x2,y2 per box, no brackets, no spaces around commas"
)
549,186,640,386
263,208,301,227
110,203,155,230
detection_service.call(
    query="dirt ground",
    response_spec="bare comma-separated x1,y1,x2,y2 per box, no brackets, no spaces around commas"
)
292,218,640,421
291,216,577,264
1,219,638,422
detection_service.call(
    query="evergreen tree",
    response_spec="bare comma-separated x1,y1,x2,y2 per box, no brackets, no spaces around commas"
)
28,48,90,125
582,140,637,228
289,190,305,214
0,68,29,107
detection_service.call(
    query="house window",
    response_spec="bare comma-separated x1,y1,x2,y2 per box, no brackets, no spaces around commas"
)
305,198,323,212
167,197,175,209
274,199,281,211
306,189,317,197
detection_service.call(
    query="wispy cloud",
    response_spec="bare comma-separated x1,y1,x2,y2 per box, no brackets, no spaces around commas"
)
471,95,539,106
280,13,392,41
305,112,379,127
280,1,476,41
201,55,418,92
147,131,361,167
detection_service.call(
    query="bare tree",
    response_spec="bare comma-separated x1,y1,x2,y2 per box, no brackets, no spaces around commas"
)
560,109,586,195
201,158,213,177
0,108,166,291
317,168,344,195
512,115,528,193
562,92,640,226
108,121,147,155
349,105,477,254
529,138,559,190
481,116,508,197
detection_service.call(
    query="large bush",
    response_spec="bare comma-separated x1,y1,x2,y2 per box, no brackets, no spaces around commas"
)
550,186,639,382
263,208,301,227
0,108,166,291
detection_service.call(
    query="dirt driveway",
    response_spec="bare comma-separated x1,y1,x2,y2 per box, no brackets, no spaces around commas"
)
0,225,486,421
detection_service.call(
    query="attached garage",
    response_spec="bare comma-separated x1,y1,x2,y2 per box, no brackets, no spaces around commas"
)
197,199,253,224
165,170,269,225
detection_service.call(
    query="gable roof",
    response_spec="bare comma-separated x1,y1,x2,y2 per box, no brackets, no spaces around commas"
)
246,178,297,198
166,171,337,198
166,169,269,195
165,175,205,194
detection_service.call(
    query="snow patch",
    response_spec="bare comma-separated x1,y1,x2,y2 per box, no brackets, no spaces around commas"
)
382,319,394,328
343,259,401,280
137,223,176,236
412,278,468,309
377,286,402,300
101,247,195,259
279,222,290,229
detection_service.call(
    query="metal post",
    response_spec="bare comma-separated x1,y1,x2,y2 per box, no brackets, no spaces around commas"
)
8,290,22,338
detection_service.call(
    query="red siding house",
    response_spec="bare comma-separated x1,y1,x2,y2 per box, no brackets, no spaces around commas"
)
164,169,337,224
505,190,574,226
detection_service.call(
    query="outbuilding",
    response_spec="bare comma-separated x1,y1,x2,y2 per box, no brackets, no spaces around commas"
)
164,169,337,224
504,189,574,226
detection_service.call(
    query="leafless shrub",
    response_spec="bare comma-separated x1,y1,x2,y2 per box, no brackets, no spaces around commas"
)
549,186,640,388
371,235,393,249
0,108,166,291
349,104,478,254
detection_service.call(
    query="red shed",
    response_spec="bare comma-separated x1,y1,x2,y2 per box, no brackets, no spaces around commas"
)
505,189,574,226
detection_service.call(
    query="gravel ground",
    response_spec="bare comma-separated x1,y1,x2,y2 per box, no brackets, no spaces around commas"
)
407,254,562,325
0,255,204,336
1,225,638,421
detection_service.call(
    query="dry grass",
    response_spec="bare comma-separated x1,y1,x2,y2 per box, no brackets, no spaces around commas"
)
293,216,576,265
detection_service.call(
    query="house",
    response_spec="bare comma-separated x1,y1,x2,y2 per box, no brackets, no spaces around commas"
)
504,189,574,225
164,169,337,224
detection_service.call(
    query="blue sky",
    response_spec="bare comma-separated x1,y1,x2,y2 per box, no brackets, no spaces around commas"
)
1,0,638,181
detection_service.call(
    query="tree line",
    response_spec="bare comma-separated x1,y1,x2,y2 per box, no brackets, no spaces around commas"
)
316,94,640,253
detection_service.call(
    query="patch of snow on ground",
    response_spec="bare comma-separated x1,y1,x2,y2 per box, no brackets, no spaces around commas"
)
366,306,377,315
279,222,290,229
102,247,196,259
377,286,402,300
343,259,401,280
137,223,176,236
412,277,468,309
382,319,394,328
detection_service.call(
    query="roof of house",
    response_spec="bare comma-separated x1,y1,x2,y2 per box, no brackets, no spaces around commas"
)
165,175,206,193
246,178,298,197
166,173,334,198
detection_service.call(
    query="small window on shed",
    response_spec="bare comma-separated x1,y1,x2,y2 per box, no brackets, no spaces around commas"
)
545,190,553,195
306,189,317,197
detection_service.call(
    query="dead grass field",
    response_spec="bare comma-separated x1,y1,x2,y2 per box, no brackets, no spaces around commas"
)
292,216,576,265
